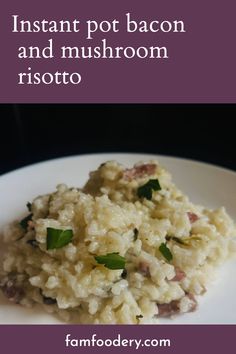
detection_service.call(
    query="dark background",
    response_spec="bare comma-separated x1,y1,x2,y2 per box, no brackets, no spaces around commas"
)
0,104,235,175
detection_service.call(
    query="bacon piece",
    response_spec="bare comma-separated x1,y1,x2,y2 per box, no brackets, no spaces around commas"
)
187,212,199,223
157,294,197,317
123,164,157,180
138,261,151,277
157,300,180,317
171,267,186,281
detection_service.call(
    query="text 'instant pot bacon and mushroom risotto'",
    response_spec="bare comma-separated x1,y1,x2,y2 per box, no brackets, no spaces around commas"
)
0,160,236,324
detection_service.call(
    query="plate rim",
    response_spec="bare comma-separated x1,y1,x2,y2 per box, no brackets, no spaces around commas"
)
1,152,236,181
0,152,236,324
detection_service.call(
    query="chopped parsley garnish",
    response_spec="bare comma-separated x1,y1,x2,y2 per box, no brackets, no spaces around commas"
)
95,253,126,270
133,228,139,241
159,243,173,262
27,202,32,212
137,179,161,200
121,269,128,279
42,296,57,305
39,289,57,305
20,213,33,230
46,228,73,250
136,314,143,319
166,235,201,246
166,236,185,245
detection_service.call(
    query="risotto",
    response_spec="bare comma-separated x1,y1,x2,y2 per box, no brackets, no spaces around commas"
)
0,160,235,324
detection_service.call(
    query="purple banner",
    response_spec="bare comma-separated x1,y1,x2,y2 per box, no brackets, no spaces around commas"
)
0,0,236,103
0,325,235,354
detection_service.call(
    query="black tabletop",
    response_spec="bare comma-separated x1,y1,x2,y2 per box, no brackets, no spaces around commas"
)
0,104,235,175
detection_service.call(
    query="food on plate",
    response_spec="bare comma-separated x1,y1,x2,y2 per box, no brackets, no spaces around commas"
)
0,160,235,324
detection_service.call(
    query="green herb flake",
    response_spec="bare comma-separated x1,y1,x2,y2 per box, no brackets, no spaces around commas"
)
46,228,73,250
95,252,126,270
121,269,128,279
39,289,57,305
166,235,201,246
26,202,32,212
20,213,33,230
133,228,139,241
137,179,161,200
159,243,173,262
166,236,186,245
136,314,143,319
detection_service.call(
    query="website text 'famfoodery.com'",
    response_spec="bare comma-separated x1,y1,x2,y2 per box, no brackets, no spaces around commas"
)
65,333,171,350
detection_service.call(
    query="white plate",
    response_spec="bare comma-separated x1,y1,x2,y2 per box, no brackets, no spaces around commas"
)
0,153,236,324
